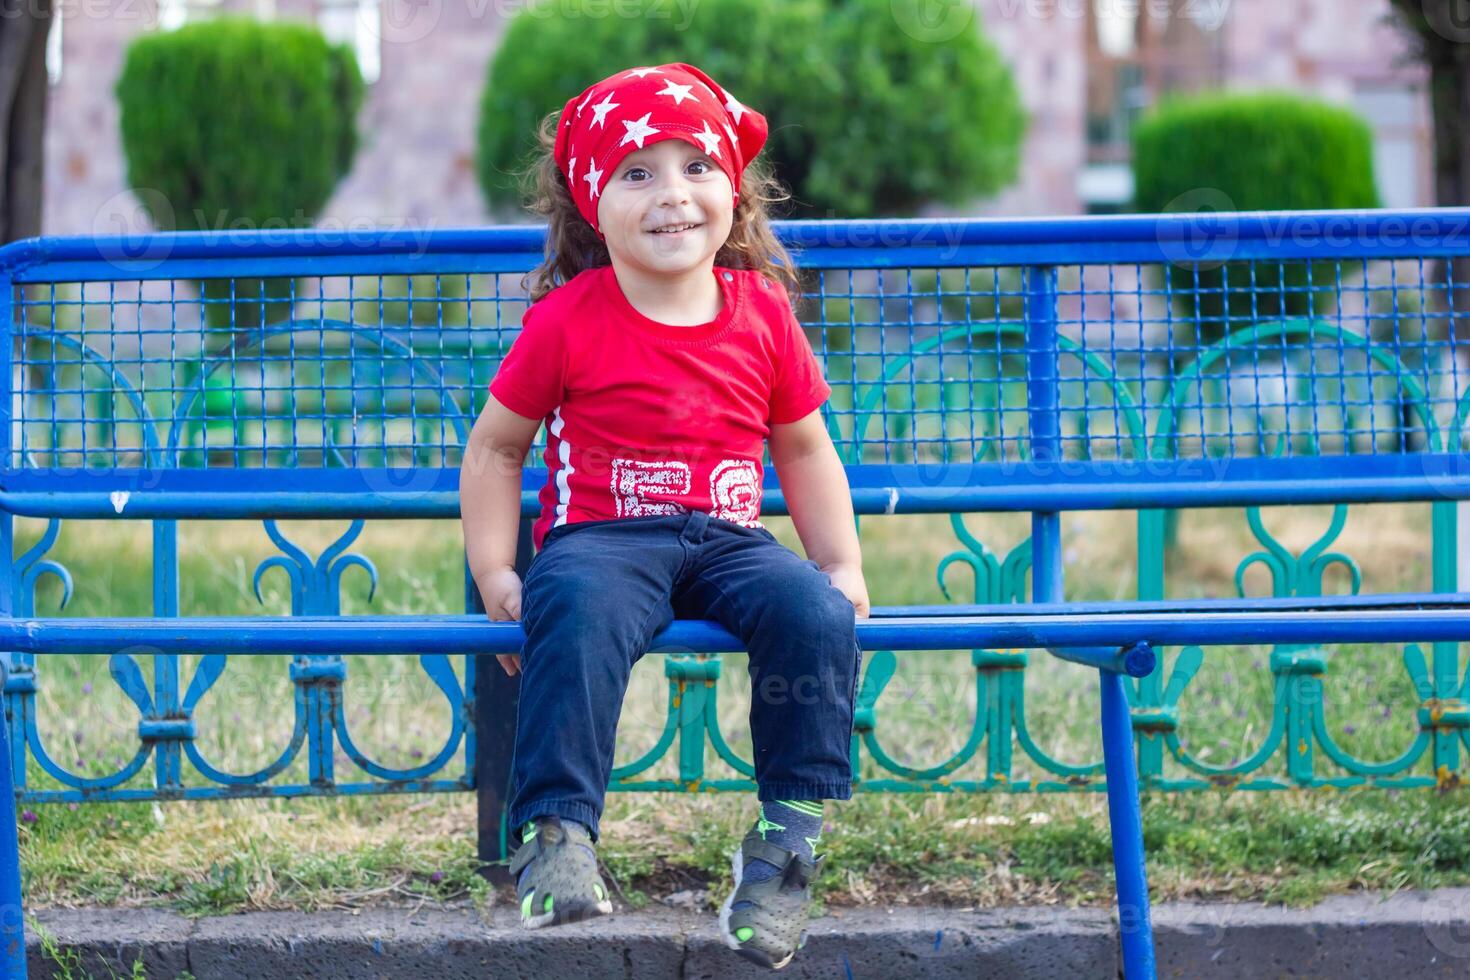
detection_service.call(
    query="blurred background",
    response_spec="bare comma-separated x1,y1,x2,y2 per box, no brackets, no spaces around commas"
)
0,0,1457,247
5,2,1470,922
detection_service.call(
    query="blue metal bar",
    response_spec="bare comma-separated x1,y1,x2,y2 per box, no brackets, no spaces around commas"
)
1023,267,1127,672
9,453,1470,519
1026,264,1064,607
0,228,547,282
0,271,23,980
874,594,1470,616
1026,261,1156,973
5,610,1470,654
152,521,182,794
1101,668,1155,978
10,254,548,285
1050,642,1156,677
1020,268,1148,676
7,210,1470,278
0,663,23,980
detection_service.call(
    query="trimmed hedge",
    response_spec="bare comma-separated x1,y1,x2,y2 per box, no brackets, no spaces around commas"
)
116,17,364,329
477,0,1024,219
1132,91,1381,345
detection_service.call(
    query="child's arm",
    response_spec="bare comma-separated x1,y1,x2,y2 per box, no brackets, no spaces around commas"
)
768,409,871,618
460,393,543,675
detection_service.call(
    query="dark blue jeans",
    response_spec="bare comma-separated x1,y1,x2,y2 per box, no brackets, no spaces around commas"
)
507,510,862,844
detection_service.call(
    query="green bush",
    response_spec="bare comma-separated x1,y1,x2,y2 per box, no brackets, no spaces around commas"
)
477,0,1024,219
1132,91,1380,347
116,17,364,332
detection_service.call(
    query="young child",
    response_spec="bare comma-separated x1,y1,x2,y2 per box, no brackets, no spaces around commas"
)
459,62,869,971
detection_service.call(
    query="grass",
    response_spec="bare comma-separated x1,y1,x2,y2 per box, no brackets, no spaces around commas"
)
10,501,1468,917
31,919,164,979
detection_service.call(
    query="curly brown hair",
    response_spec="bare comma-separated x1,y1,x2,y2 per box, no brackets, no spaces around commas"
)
517,109,804,308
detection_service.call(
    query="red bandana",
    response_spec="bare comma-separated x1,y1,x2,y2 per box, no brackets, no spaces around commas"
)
552,62,769,239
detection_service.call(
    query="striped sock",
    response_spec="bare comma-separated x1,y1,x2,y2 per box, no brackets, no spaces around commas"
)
739,799,824,889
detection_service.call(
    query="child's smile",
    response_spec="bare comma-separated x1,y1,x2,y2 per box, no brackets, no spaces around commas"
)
597,138,734,276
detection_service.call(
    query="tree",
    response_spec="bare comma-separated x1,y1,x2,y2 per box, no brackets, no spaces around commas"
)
1132,91,1380,352
477,0,1024,220
115,18,363,333
0,0,54,245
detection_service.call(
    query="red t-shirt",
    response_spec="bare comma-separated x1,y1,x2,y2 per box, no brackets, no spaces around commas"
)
489,264,831,551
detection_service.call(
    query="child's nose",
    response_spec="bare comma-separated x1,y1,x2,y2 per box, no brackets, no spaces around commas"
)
654,172,692,203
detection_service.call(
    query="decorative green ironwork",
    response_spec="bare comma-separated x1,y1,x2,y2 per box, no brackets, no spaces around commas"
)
6,252,1468,800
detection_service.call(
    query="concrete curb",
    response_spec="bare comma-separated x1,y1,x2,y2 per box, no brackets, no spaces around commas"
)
23,887,1470,978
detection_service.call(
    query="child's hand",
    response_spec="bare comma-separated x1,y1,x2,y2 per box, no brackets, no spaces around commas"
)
481,566,525,676
821,562,871,619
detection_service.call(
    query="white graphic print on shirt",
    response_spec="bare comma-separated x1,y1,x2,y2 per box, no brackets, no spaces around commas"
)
709,458,761,526
611,459,691,517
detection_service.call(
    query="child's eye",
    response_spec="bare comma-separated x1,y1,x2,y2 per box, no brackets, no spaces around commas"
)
624,161,712,181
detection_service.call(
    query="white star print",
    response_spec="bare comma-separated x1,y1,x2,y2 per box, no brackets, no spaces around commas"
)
624,67,663,79
582,160,604,199
568,156,577,180
724,91,748,124
619,112,660,149
577,90,596,115
692,121,722,158
590,92,619,128
656,80,696,106
723,122,738,147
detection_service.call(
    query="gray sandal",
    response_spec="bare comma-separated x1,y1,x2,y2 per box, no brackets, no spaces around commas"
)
511,816,614,929
718,828,825,970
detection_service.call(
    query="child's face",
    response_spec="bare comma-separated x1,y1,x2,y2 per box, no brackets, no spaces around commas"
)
597,139,734,276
